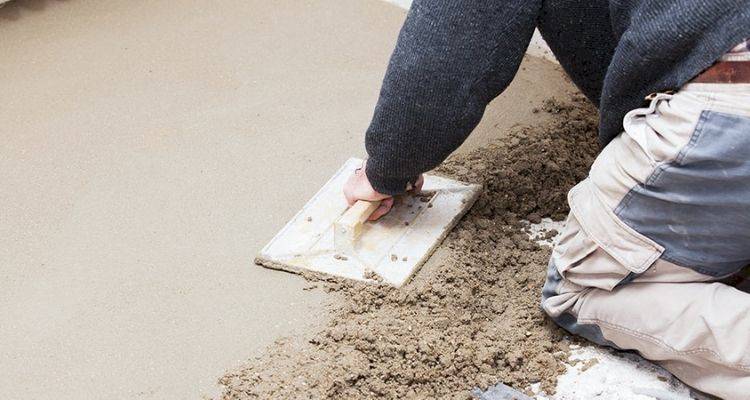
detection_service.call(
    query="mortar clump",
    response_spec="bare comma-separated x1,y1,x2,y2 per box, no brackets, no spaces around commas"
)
217,93,599,399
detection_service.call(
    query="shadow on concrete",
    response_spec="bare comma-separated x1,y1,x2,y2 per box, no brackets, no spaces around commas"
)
0,0,71,22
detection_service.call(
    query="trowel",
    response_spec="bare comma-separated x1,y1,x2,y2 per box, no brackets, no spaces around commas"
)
255,158,481,287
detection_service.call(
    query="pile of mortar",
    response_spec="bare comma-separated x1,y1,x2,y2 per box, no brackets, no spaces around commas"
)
217,93,600,399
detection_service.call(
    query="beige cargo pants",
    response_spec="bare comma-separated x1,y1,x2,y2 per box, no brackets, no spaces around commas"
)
542,83,750,400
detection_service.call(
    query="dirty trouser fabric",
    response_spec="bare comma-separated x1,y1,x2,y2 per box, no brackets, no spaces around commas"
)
541,83,750,400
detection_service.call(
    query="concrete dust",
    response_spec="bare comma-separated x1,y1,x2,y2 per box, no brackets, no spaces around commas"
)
217,94,599,399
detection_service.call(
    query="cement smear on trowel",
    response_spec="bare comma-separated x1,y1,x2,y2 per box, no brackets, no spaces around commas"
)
217,94,599,399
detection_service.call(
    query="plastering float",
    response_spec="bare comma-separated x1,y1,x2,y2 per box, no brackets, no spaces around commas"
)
256,158,481,287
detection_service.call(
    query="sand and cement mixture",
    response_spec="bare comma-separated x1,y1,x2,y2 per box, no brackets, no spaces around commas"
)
217,94,600,399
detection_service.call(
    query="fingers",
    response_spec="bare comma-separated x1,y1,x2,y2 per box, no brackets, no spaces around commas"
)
366,174,421,221
343,171,366,206
343,166,391,205
413,174,424,193
342,162,410,221
368,197,394,221
344,176,357,206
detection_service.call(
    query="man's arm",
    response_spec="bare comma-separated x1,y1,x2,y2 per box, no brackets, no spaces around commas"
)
364,0,542,195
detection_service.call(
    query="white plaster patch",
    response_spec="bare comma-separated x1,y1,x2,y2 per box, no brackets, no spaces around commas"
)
522,218,564,246
534,346,695,400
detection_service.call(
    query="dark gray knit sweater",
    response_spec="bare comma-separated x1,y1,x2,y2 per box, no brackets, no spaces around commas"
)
364,0,750,195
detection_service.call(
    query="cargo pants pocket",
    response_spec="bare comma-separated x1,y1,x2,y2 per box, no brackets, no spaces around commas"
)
542,178,665,318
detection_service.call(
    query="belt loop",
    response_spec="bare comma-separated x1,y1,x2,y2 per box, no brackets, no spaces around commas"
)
644,90,676,102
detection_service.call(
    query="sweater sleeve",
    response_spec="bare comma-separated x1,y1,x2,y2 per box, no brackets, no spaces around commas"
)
365,0,541,194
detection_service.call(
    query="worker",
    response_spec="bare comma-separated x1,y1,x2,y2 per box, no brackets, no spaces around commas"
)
343,1,750,398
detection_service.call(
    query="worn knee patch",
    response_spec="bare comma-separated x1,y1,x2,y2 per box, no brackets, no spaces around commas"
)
616,111,750,277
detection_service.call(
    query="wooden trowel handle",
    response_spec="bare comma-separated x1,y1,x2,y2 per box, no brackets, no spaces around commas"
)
339,200,382,231
334,200,382,247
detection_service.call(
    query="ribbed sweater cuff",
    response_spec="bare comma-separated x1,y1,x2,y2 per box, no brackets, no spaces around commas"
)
365,160,415,196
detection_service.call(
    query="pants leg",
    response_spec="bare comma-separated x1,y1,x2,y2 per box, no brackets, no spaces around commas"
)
542,83,750,400
577,280,750,397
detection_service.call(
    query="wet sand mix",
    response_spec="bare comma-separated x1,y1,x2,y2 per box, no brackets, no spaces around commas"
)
218,94,600,399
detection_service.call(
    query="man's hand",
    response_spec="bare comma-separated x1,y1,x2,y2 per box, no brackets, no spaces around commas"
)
343,162,423,221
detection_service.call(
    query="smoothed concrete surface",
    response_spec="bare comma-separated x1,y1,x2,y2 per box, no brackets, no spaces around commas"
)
0,0,573,399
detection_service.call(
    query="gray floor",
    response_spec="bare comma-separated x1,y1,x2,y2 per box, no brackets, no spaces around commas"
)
0,1,571,398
